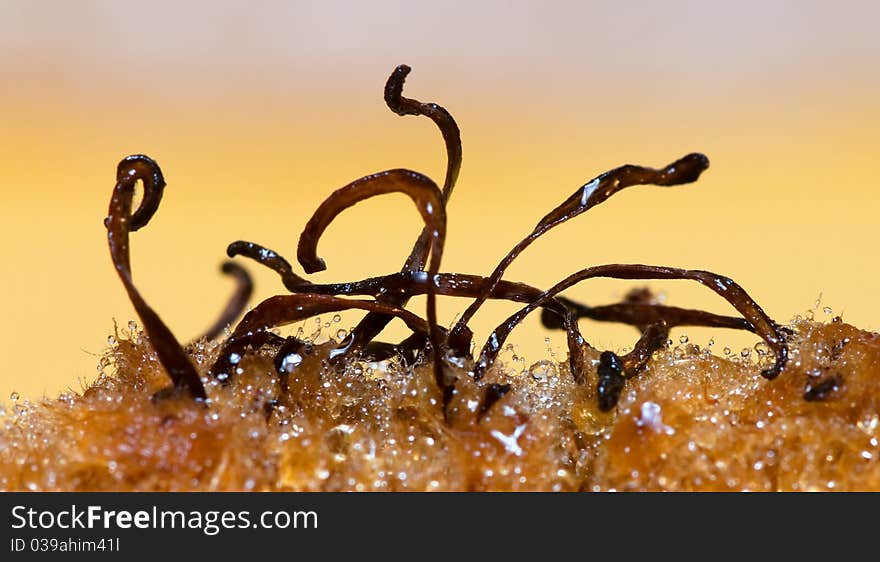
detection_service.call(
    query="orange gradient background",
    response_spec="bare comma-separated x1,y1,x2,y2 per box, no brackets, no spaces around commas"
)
1,1,878,400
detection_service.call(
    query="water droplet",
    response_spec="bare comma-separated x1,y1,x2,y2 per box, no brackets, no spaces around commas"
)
636,401,675,435
107,335,116,346
528,360,557,382
332,314,342,323
741,348,751,358
679,335,689,344
857,415,878,434
823,307,833,316
128,320,138,333
336,329,348,340
9,392,19,402
723,347,732,356
707,338,715,347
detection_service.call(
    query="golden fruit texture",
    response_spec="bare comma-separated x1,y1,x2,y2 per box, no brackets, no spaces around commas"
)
2,319,877,491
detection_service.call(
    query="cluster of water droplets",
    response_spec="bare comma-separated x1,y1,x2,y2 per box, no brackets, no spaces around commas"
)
7,293,880,491
797,293,839,324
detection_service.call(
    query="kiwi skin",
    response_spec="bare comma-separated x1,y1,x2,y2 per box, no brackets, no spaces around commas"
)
2,317,878,491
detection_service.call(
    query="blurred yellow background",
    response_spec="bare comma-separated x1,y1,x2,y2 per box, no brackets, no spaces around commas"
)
1,1,878,400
